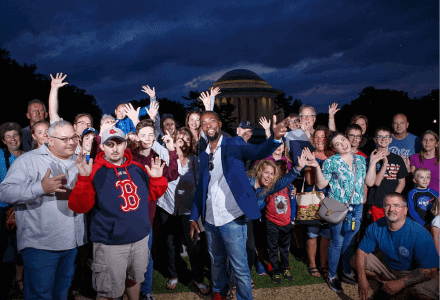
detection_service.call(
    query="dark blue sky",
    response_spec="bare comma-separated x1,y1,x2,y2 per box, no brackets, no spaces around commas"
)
1,0,438,113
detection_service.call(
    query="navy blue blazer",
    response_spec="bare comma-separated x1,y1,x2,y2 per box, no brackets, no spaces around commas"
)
190,135,284,224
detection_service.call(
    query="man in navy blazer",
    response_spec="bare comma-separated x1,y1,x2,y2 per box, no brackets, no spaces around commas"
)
190,111,290,300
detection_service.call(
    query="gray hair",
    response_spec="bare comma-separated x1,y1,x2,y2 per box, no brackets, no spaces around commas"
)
48,120,73,137
101,114,115,125
27,99,47,112
299,104,316,116
383,192,407,207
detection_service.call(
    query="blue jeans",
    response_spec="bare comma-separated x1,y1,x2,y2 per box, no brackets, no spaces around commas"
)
328,204,363,278
21,247,78,300
205,216,253,300
141,228,154,295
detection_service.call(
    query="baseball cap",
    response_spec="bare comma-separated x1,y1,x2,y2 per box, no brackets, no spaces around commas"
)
238,120,254,130
81,127,99,137
101,127,126,145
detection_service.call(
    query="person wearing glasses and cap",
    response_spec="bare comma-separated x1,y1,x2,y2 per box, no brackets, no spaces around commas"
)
0,120,86,300
354,192,439,300
189,111,290,300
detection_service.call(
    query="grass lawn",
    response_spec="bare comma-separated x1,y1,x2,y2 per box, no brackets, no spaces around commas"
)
150,251,324,295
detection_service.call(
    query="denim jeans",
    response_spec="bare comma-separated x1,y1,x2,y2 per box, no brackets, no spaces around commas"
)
205,216,253,300
21,247,78,300
141,227,154,295
328,204,363,278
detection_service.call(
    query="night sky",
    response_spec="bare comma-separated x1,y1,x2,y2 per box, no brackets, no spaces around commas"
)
1,0,438,114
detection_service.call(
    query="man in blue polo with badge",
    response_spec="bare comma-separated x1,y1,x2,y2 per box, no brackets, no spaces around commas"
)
354,192,438,300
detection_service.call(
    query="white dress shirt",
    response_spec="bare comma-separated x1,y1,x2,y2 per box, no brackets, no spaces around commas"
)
205,135,244,227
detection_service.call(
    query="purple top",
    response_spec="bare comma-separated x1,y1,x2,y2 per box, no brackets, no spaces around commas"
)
410,154,439,193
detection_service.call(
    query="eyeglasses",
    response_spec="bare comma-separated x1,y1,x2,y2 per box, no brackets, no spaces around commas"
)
76,121,92,127
209,153,214,171
383,204,404,209
290,119,300,124
51,135,79,143
347,134,362,140
300,115,315,119
376,135,391,140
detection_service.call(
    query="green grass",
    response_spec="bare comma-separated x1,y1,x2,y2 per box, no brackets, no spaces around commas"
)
150,252,324,294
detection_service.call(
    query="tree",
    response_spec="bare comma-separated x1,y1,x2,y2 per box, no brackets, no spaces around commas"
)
182,90,204,112
214,100,237,136
0,46,102,129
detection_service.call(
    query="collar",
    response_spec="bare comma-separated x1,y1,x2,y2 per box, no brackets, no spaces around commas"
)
206,135,224,155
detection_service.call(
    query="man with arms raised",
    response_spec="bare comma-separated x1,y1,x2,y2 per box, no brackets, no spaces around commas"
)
355,192,439,300
68,127,168,300
189,111,290,300
0,120,85,299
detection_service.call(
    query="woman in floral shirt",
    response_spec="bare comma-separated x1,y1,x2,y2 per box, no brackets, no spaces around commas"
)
306,131,384,294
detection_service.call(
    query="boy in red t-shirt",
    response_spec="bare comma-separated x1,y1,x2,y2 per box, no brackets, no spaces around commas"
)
265,160,296,284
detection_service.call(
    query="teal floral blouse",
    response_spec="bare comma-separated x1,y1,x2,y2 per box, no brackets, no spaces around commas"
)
322,154,366,205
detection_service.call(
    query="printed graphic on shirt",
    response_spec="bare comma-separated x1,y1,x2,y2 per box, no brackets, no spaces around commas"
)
274,195,288,214
389,146,411,157
417,196,436,211
116,179,141,212
384,164,401,180
399,246,409,258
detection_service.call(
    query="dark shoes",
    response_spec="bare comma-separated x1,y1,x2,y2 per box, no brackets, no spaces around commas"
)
341,272,358,286
283,269,294,282
325,276,343,294
271,274,282,284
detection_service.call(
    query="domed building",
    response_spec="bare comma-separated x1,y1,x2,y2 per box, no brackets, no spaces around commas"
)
210,69,281,128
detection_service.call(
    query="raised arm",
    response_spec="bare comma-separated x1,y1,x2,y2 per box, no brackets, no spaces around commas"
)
328,102,340,131
366,150,386,187
125,103,141,128
374,153,387,186
48,73,68,122
259,116,272,139
303,148,330,189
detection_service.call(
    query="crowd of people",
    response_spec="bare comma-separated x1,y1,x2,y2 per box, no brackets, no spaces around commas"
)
0,72,438,300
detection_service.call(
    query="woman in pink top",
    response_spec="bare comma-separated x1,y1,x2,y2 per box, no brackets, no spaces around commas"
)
410,130,439,193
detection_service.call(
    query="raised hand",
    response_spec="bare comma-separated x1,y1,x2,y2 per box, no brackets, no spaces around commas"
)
75,151,93,176
272,115,290,140
199,91,211,111
41,168,66,194
370,149,387,165
145,156,165,178
210,87,221,97
296,149,308,169
162,130,175,151
100,119,117,136
401,154,410,171
303,147,319,167
141,85,155,98
50,73,68,89
259,116,271,130
146,101,159,121
328,102,340,117
125,103,140,122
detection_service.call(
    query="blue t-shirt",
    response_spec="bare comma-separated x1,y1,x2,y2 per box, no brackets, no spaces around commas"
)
359,217,439,271
389,133,422,157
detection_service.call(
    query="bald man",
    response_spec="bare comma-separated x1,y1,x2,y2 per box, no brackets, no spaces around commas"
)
389,113,422,157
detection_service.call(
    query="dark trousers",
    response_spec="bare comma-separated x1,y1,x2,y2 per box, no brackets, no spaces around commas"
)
266,219,292,275
157,207,206,282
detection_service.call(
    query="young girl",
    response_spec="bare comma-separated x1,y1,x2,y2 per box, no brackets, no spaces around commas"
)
431,198,439,254
264,160,297,284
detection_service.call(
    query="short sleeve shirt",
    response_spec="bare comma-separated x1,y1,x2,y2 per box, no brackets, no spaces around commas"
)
322,154,366,205
359,218,439,271
0,149,17,207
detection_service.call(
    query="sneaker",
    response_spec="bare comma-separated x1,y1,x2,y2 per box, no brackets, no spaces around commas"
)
256,261,266,275
211,292,227,300
341,271,358,286
325,276,343,293
282,269,294,282
140,293,156,300
180,244,188,257
271,274,282,284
